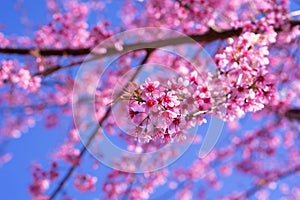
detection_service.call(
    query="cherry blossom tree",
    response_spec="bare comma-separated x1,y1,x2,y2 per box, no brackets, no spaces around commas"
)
1,0,300,199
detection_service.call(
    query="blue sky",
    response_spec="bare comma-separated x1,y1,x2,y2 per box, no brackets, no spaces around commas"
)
0,1,299,200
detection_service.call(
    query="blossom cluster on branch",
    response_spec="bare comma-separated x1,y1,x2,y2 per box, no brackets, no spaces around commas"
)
124,76,210,143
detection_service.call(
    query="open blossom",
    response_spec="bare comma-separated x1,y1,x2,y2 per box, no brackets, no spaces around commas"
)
140,78,159,92
160,91,180,108
17,69,31,87
29,179,50,196
74,174,97,192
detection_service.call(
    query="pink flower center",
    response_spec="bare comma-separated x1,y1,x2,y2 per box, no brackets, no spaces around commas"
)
147,84,155,92
163,95,171,103
146,99,155,107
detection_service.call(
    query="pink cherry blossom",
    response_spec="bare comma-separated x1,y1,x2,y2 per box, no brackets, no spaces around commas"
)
74,174,97,192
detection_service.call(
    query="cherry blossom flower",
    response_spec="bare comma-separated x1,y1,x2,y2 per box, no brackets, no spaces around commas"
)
74,174,97,192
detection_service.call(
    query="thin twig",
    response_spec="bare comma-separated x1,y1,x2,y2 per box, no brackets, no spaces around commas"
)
48,50,153,200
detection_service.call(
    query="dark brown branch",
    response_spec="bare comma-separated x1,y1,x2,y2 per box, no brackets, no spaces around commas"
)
0,48,90,56
285,109,300,121
0,20,298,83
0,20,299,57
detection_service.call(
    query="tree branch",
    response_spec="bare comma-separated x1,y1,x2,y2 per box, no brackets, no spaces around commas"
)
48,50,153,200
0,20,298,84
0,20,299,57
285,109,300,121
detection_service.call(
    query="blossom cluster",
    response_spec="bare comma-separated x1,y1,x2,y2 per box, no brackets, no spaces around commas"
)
102,170,168,200
215,30,276,121
125,31,278,141
35,1,90,48
35,1,112,48
124,74,212,143
29,162,59,199
53,129,81,165
0,60,41,92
